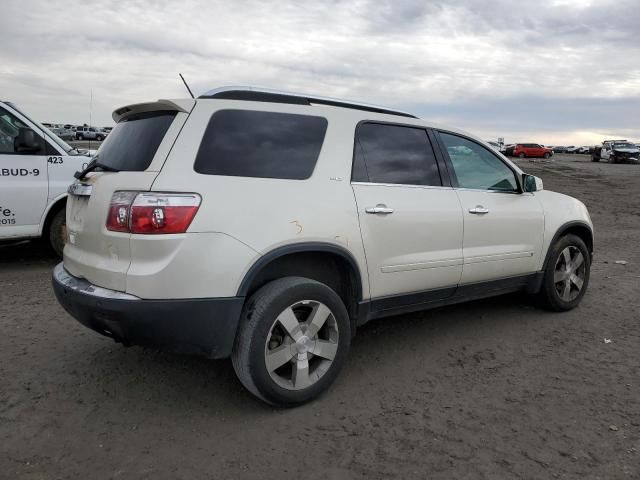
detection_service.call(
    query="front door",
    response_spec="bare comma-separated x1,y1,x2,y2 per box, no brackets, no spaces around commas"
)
351,122,464,306
436,131,544,284
0,106,48,238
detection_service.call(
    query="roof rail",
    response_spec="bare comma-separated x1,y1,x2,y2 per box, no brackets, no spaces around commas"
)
198,86,418,119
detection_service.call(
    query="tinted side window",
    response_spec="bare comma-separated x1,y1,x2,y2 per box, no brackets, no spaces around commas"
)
439,132,518,192
194,110,327,180
352,123,441,186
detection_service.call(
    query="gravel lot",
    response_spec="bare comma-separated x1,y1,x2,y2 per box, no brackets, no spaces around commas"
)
1,154,638,479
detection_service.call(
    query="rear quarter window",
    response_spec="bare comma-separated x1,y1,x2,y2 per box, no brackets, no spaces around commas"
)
194,110,327,180
94,111,177,171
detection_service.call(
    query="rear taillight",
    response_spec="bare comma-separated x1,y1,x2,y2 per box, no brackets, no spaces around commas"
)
106,192,201,234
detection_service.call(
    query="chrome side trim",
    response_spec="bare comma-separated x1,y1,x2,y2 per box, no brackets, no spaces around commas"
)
464,251,535,264
351,182,454,191
381,258,463,273
67,183,93,197
53,263,140,301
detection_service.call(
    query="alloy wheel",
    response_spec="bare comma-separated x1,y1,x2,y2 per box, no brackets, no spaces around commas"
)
264,300,339,391
554,246,586,302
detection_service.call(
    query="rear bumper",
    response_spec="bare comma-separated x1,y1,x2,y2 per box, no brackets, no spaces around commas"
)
52,263,244,359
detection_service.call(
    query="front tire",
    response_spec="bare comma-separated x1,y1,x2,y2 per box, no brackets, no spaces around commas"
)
232,277,351,407
47,208,66,257
538,234,590,311
543,152,550,159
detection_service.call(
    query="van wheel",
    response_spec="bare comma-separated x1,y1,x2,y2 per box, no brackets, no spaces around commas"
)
232,277,351,407
538,234,590,311
48,208,66,258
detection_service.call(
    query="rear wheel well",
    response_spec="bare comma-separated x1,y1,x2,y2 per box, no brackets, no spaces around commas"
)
241,251,361,333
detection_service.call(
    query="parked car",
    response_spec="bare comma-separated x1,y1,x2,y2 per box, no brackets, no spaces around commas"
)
552,146,567,153
592,140,640,163
52,87,594,406
575,146,590,154
75,126,107,141
512,143,553,159
0,101,94,256
486,141,502,153
504,144,515,156
565,146,580,153
49,125,76,141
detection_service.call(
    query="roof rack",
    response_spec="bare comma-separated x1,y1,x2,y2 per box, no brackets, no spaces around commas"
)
198,86,418,119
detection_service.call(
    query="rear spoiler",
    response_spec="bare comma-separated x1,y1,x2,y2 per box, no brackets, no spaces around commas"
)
112,99,196,123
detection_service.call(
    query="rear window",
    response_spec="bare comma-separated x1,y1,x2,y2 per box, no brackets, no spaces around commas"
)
194,110,327,180
94,111,176,171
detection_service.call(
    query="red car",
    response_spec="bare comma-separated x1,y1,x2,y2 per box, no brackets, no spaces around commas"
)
513,143,553,159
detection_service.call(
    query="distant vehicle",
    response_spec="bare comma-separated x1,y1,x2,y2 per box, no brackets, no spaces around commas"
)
565,146,579,154
74,126,107,141
0,100,94,256
512,143,553,159
504,144,515,156
50,125,75,141
486,141,502,153
592,140,640,164
552,146,567,153
575,146,590,154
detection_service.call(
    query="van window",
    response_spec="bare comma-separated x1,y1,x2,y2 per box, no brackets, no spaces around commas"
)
352,123,441,186
194,110,327,180
93,111,176,171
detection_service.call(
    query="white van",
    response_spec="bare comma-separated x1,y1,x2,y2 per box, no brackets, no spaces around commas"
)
0,101,93,255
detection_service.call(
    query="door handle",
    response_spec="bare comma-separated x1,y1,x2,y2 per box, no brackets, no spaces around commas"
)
469,205,489,214
365,204,394,214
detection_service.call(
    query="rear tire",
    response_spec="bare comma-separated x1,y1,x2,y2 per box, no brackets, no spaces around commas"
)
232,277,351,407
47,208,66,258
518,153,526,159
538,234,590,311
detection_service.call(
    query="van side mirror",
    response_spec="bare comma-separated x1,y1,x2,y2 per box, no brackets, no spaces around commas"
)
523,174,543,192
14,127,42,154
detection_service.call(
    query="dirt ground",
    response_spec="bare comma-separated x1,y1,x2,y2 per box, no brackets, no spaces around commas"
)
1,154,638,479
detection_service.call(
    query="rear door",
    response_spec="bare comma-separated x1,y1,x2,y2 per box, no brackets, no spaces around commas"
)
64,103,193,291
436,131,544,284
0,105,48,238
351,122,463,306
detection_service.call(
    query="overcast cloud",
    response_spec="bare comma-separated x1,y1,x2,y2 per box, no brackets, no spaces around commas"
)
1,0,638,144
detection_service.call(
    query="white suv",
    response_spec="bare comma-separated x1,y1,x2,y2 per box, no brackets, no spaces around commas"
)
52,87,594,406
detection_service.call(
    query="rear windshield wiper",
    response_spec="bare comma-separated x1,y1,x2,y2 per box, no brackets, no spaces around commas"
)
74,160,120,180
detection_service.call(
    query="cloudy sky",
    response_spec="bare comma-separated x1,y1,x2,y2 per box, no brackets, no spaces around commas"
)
1,0,638,145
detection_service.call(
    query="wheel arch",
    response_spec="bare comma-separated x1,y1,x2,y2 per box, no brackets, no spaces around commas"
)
542,221,593,271
237,243,365,332
39,194,67,237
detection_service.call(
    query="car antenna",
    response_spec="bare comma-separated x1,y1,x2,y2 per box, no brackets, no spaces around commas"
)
179,73,194,99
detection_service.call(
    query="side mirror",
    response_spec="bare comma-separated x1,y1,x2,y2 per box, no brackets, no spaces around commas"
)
14,127,42,154
523,174,543,192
